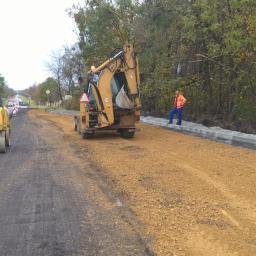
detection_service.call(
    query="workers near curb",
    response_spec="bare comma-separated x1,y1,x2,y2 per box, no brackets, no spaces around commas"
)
168,90,186,125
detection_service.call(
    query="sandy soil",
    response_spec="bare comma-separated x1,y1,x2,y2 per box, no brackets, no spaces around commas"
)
29,110,256,256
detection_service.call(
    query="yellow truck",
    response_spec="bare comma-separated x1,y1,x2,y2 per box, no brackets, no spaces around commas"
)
75,43,141,138
0,103,11,153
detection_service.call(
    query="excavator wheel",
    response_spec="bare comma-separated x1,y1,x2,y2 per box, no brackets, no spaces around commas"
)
120,129,135,139
0,132,7,153
74,117,79,132
5,129,11,147
77,119,81,134
81,131,94,139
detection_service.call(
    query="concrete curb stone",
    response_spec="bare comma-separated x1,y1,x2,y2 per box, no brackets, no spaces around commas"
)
141,116,256,150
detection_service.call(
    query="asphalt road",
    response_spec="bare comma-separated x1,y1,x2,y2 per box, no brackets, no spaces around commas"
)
0,110,153,256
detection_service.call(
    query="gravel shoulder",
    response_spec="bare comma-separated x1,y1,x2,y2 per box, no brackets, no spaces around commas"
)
29,109,256,256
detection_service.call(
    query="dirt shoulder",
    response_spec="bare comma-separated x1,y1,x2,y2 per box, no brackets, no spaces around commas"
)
29,110,256,256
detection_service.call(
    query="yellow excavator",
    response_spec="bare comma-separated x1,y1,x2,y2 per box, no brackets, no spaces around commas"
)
75,43,141,138
0,99,11,153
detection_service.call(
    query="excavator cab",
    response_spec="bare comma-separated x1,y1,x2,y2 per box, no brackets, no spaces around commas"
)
75,43,141,139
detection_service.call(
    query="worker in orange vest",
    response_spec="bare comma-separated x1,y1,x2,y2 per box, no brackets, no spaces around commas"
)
168,90,186,125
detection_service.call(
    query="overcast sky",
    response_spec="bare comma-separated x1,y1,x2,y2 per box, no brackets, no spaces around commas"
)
0,0,81,90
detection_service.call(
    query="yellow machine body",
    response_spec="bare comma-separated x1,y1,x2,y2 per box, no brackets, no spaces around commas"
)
75,44,141,139
0,107,11,153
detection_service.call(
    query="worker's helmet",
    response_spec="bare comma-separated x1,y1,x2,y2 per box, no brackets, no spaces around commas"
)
91,65,96,72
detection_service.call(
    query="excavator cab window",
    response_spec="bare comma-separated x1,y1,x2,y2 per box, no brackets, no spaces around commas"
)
111,72,129,104
88,72,130,110
84,82,89,93
87,84,96,103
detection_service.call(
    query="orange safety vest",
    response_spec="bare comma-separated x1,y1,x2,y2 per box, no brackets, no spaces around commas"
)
174,94,186,109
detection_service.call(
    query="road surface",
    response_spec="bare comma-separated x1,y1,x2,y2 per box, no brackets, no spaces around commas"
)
0,110,153,256
29,110,256,256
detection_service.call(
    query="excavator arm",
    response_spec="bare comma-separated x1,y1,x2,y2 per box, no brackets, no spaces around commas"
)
88,44,140,128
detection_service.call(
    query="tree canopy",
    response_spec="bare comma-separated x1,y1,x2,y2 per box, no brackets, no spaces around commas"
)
0,74,15,98
28,0,256,132
67,0,256,132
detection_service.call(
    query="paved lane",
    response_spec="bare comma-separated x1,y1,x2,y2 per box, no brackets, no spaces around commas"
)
0,110,153,256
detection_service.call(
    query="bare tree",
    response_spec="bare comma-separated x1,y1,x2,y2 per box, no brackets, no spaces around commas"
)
61,45,83,95
46,44,85,99
46,50,64,101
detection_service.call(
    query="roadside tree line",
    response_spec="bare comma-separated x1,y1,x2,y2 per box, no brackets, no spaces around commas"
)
22,45,84,109
0,74,15,100
27,0,256,132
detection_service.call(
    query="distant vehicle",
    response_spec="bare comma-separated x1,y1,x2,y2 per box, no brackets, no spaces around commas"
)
8,98,19,106
6,101,19,117
18,102,30,109
6,102,17,116
7,102,15,109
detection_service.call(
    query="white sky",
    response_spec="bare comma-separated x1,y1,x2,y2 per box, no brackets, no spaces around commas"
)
0,0,82,90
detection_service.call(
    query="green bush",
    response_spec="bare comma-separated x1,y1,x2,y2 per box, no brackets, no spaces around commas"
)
63,97,80,110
